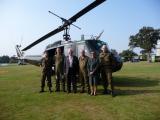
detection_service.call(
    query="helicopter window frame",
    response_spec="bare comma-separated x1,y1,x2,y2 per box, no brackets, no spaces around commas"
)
86,40,107,52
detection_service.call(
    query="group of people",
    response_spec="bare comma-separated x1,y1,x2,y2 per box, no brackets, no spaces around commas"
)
40,45,114,97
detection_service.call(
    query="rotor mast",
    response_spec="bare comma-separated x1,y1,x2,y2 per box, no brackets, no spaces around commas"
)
63,26,70,41
48,11,81,41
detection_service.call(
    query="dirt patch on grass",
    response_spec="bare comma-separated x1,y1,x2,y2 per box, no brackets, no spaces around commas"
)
0,70,8,75
51,100,115,120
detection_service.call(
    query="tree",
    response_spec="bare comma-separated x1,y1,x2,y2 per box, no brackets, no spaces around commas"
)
0,55,10,63
119,49,138,61
111,49,118,55
10,55,18,63
129,26,160,62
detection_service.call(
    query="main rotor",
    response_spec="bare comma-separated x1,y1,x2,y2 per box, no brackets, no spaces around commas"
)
22,0,106,51
48,11,81,41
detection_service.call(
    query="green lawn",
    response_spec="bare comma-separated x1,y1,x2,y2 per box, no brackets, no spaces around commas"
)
0,62,160,120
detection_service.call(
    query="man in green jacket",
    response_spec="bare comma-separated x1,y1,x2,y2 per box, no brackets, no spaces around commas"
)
79,49,90,94
54,48,65,92
40,52,53,93
99,45,114,96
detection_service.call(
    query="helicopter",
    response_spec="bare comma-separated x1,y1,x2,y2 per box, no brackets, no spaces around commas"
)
19,0,123,72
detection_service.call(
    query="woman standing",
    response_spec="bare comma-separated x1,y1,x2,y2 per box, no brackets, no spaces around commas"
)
87,51,99,96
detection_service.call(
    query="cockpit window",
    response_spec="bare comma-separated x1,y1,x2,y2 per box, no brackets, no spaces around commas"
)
86,40,107,52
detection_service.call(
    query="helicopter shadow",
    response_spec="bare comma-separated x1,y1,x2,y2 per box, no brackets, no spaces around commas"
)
114,89,160,96
97,76,160,96
114,76,160,96
114,76,159,87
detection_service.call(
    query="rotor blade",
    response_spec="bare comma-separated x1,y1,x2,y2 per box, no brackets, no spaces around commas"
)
71,23,81,30
22,0,106,51
49,11,81,30
68,0,106,23
22,26,64,51
48,11,67,22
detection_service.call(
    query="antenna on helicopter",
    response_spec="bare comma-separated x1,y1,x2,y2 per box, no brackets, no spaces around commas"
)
84,30,104,40
95,30,104,40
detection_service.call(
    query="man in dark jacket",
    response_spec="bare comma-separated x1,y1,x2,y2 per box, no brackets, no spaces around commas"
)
64,48,79,93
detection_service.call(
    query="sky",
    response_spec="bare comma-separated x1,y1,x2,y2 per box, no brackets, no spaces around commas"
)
0,0,160,56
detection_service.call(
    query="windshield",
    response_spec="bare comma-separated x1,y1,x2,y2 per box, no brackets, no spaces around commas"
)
86,40,107,52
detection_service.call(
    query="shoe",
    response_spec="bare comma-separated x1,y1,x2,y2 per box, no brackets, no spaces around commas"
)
39,90,44,93
94,92,97,96
49,90,53,93
87,90,91,94
49,88,53,93
103,91,107,94
90,93,93,96
111,91,115,97
80,90,84,93
55,90,60,92
67,91,71,93
103,90,110,95
62,88,66,92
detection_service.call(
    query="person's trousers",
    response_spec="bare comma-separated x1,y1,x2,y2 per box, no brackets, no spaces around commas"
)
41,72,52,88
55,72,65,91
101,69,114,91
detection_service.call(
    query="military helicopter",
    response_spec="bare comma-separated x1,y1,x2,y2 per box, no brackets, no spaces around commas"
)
20,0,123,72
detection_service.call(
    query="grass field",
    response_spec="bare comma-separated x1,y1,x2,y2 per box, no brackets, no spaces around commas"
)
0,62,160,120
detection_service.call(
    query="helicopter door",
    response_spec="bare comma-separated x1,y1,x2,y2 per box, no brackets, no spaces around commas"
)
77,43,86,58
48,46,64,57
64,43,76,56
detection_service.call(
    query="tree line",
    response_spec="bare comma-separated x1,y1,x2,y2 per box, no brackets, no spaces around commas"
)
119,26,160,62
0,55,18,63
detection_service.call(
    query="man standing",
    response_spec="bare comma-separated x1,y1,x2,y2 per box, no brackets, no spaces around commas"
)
40,52,53,93
54,48,65,92
99,45,114,96
64,48,79,93
79,49,90,93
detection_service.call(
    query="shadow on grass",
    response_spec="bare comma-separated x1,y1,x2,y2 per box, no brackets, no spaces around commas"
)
112,76,160,96
113,76,159,87
97,89,160,96
114,89,160,96
96,76,160,96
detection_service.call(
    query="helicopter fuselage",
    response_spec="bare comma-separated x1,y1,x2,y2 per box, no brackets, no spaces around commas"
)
45,39,123,72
